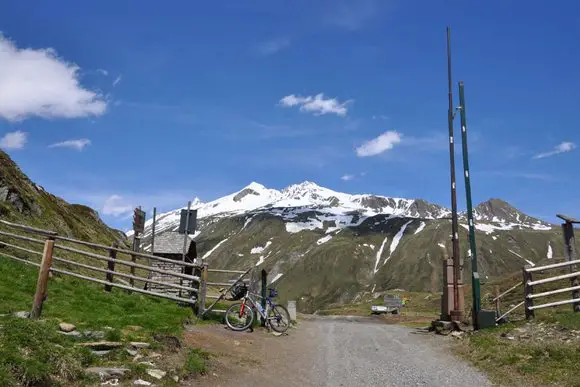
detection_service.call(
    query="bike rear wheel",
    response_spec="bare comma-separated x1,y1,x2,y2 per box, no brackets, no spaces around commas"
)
225,302,254,331
267,304,291,333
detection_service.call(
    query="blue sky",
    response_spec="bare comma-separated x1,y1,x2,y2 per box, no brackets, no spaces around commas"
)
1,0,579,230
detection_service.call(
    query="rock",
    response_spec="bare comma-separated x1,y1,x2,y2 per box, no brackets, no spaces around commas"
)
85,367,129,379
59,330,82,337
272,332,283,337
450,331,463,339
133,354,144,362
59,322,76,332
133,380,152,386
13,311,30,319
506,336,515,340
172,376,179,382
77,341,123,350
126,349,138,356
139,361,156,367
146,369,166,380
130,342,150,349
83,330,105,339
233,340,240,346
148,352,162,358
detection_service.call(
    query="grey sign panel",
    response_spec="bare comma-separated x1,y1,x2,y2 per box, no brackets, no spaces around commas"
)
178,209,197,234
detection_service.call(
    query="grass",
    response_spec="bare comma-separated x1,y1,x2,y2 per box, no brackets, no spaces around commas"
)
0,257,209,386
458,311,580,386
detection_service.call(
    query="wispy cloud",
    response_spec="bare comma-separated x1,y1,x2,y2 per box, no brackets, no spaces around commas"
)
48,138,91,151
256,37,291,56
0,35,107,122
533,141,576,159
0,130,27,150
102,194,134,217
112,75,122,87
341,171,366,181
96,68,108,76
356,130,402,157
279,93,351,117
325,0,382,31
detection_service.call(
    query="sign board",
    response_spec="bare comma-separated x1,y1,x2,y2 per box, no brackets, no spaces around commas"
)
132,207,146,235
178,209,197,234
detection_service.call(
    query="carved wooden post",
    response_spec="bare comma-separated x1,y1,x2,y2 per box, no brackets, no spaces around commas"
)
30,237,55,319
523,267,534,320
562,221,580,312
197,264,208,318
104,243,117,292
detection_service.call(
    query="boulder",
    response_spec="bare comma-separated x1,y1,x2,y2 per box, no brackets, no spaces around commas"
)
13,311,30,319
85,367,129,380
59,322,76,332
130,342,150,349
78,341,123,350
146,369,166,380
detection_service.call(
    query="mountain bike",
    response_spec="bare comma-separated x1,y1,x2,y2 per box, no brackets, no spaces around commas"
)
224,285,290,333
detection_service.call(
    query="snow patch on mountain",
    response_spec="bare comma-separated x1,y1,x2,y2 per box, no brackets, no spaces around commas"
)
508,249,535,267
547,243,553,259
374,236,390,274
251,241,272,254
270,273,283,283
202,238,229,259
383,220,413,266
317,235,332,245
414,221,426,235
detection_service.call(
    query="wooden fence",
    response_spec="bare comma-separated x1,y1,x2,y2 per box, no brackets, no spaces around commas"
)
0,219,205,318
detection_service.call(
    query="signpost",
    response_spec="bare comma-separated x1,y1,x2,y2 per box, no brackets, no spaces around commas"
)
131,206,146,290
179,202,197,298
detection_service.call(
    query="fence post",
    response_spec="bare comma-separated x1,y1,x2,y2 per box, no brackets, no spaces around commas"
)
260,269,267,327
30,237,55,319
562,221,580,312
523,266,534,320
197,264,208,318
104,243,117,292
129,234,141,292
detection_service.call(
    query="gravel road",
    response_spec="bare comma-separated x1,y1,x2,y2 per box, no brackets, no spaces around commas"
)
197,315,491,387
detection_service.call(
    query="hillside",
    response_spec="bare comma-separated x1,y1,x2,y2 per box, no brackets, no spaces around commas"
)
0,150,125,245
133,182,562,313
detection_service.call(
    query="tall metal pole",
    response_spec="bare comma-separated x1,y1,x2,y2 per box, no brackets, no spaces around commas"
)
151,207,157,254
447,27,463,320
458,81,480,329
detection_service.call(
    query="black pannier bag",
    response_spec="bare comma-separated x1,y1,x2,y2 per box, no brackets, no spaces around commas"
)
230,282,247,300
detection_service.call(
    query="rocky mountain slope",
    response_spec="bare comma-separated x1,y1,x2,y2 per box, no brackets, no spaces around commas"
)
0,150,125,245
133,182,562,313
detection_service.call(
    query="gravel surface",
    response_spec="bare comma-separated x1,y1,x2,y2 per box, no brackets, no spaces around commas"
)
197,315,491,387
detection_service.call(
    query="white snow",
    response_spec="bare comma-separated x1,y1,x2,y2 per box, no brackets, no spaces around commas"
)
363,243,376,250
492,236,497,240
414,221,426,235
270,273,283,283
371,284,376,293
383,220,413,266
508,249,535,267
317,235,333,245
202,238,229,259
438,242,446,248
238,253,244,257
547,243,553,259
374,236,390,274
251,241,272,254
241,216,255,231
255,255,266,266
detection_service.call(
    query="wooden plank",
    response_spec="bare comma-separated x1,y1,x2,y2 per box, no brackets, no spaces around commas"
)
30,238,54,319
523,267,534,320
202,267,252,317
530,298,580,310
197,264,208,318
529,285,580,299
0,219,58,236
105,244,117,292
0,240,44,257
207,269,247,274
492,282,523,301
51,254,197,293
496,301,524,322
1,252,41,267
526,259,580,273
557,214,580,223
562,221,580,312
528,271,580,287
0,229,46,245
50,267,197,305
53,244,200,282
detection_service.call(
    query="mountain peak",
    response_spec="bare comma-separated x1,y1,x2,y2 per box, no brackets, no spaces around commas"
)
244,182,267,191
473,198,552,229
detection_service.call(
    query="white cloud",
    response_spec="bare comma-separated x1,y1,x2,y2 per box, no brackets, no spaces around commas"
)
0,130,27,150
356,130,402,157
112,75,122,87
341,174,355,181
279,93,351,117
256,38,290,56
533,141,576,159
96,68,108,76
102,194,133,217
0,35,107,122
48,138,91,151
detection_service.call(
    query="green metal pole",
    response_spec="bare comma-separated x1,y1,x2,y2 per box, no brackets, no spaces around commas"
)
458,81,481,329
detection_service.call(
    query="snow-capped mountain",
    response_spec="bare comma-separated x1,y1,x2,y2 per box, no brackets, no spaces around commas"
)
128,181,552,240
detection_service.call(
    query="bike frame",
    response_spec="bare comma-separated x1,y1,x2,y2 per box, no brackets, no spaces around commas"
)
239,291,276,321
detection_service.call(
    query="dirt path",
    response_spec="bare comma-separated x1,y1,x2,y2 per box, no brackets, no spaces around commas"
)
184,316,490,387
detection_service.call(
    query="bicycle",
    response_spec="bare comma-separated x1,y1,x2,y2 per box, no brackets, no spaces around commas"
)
224,284,290,333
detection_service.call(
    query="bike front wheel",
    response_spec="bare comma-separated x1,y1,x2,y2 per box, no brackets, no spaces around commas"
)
267,304,291,333
225,302,254,331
